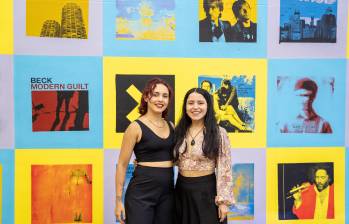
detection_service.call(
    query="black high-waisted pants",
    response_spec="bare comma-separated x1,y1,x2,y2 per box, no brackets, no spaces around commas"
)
125,165,174,224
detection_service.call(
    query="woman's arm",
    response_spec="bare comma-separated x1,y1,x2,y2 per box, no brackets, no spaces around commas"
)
216,127,234,221
115,122,141,223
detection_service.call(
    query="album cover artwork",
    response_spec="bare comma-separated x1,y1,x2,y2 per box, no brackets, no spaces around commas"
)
228,163,254,220
31,164,93,223
116,0,175,40
280,0,337,43
198,75,255,133
115,75,175,132
275,76,334,134
199,0,258,42
278,162,334,220
31,90,89,132
26,0,89,39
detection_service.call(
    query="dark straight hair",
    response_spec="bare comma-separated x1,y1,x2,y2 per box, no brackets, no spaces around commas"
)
174,88,221,161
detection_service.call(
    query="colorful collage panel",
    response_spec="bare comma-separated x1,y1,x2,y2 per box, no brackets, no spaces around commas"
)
103,0,267,58
0,56,14,149
267,147,345,223
14,56,102,148
229,148,266,224
104,58,267,149
267,0,348,58
15,149,103,223
267,59,346,147
0,150,14,224
193,59,267,148
14,0,102,55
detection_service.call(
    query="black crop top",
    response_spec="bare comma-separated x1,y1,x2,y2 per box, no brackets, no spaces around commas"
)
133,119,175,162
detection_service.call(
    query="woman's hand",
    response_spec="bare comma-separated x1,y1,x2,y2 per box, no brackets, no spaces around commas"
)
218,204,229,222
115,199,126,224
133,159,138,167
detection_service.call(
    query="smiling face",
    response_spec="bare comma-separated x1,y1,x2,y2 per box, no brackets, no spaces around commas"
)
145,83,169,115
186,92,208,123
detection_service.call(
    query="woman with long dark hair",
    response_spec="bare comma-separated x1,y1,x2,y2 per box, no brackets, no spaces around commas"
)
115,78,175,224
174,88,234,224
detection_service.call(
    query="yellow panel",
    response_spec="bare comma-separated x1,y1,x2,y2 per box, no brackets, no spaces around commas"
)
104,57,267,148
15,149,103,224
0,0,13,53
266,147,345,224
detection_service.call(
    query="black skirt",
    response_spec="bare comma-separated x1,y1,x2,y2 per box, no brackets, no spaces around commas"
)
174,173,227,224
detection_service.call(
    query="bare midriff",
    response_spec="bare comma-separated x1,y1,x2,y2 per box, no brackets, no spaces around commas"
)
138,161,173,168
180,169,215,177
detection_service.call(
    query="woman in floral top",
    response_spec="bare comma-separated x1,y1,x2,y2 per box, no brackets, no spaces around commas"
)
173,88,234,224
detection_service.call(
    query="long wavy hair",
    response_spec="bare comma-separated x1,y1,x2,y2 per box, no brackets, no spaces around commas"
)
138,78,173,118
174,88,221,161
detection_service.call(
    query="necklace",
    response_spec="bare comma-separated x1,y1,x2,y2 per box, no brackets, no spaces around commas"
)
188,126,204,146
148,118,165,128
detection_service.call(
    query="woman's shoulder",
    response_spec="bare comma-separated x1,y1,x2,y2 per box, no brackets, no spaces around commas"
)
218,126,228,135
125,120,142,134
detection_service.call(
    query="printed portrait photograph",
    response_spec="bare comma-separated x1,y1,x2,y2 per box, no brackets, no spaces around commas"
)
275,76,334,134
26,0,89,39
279,0,337,43
198,75,255,133
31,90,89,132
278,162,334,220
116,0,175,40
199,0,257,42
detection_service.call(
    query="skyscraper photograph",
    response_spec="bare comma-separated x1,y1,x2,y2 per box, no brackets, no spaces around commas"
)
279,0,337,43
27,0,88,39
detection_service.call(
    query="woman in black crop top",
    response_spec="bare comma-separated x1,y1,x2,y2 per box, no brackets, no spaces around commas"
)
115,78,175,224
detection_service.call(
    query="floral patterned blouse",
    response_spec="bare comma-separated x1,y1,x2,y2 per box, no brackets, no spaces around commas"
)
177,126,235,206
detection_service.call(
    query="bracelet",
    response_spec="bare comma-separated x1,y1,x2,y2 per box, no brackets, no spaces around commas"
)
116,196,122,201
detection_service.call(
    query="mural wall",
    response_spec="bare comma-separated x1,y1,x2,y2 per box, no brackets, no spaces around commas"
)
0,0,348,223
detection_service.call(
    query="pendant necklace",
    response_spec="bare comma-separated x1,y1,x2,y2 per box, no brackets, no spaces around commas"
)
188,126,204,146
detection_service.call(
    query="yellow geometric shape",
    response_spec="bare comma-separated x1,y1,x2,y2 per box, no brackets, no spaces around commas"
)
125,84,142,122
0,0,13,53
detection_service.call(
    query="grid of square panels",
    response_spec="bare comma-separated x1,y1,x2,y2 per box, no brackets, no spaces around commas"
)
0,0,348,223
